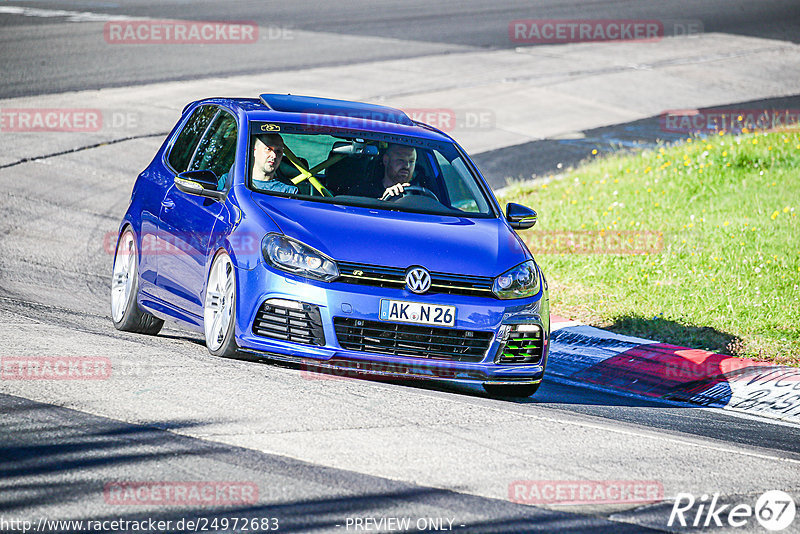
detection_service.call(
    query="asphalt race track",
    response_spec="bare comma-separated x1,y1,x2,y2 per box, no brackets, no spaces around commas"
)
1,2,800,533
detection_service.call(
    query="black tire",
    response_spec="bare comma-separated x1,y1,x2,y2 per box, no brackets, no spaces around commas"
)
483,382,541,398
204,252,240,358
111,229,164,335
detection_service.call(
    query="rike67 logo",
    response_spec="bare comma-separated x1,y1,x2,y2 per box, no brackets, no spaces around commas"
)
669,490,796,531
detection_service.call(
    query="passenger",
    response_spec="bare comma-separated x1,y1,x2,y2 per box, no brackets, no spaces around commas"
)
366,143,417,199
251,134,298,194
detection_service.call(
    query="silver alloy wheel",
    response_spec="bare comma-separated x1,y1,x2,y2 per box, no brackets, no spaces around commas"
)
204,253,235,351
111,230,136,323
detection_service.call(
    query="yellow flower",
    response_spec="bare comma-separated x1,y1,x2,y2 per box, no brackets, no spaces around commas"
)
592,149,598,155
771,210,779,220
723,221,730,226
783,206,790,213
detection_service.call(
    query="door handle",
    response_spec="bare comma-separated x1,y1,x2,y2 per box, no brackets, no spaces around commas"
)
161,199,175,210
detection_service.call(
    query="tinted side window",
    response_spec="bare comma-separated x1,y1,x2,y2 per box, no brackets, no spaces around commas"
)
188,111,238,187
167,105,217,173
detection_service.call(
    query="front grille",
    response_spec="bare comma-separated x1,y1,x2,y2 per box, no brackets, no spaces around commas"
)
496,326,543,364
252,300,325,346
334,317,493,362
337,261,495,298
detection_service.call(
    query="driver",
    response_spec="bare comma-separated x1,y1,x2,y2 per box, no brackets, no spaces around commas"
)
369,143,417,199
251,134,298,194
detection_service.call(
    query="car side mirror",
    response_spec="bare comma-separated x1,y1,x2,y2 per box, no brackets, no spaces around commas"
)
506,203,537,229
175,170,225,200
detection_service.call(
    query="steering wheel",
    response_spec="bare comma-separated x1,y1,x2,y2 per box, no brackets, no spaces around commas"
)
383,185,440,202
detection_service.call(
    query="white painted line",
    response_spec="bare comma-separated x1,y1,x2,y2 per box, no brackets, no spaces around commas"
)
0,6,142,22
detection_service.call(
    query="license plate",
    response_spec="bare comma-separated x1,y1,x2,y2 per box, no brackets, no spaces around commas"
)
379,299,456,327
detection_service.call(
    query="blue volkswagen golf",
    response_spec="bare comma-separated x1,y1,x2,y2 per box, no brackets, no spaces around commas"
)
111,94,549,397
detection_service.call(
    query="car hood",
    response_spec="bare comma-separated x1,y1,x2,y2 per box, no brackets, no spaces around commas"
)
251,193,530,277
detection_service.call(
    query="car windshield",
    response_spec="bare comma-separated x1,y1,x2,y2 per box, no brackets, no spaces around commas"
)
247,121,495,217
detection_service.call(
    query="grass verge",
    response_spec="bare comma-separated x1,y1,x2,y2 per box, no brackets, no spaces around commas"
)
499,130,800,366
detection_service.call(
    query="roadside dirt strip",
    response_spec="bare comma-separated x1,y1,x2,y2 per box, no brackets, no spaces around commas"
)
549,318,800,425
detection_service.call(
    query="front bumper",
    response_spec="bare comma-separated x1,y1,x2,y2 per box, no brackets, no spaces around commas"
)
233,262,550,384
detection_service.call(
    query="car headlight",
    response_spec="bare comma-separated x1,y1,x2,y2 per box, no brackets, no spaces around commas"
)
262,234,339,282
493,260,541,299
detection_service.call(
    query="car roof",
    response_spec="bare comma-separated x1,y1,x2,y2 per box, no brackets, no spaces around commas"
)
195,94,454,142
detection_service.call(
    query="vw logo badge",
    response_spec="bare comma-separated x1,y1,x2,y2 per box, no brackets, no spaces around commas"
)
405,266,431,294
